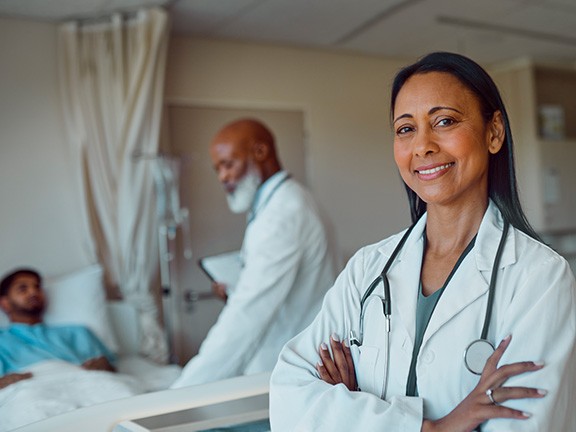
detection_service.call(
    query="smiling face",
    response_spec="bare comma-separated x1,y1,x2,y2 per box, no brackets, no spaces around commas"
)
392,71,504,212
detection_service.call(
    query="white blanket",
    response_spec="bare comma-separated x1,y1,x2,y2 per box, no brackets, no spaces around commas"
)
0,360,144,431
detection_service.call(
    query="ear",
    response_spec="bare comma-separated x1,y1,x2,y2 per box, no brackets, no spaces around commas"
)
252,141,270,163
0,296,10,314
487,111,505,155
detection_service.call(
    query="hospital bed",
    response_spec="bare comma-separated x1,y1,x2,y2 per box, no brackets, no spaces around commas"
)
0,264,182,431
14,371,271,432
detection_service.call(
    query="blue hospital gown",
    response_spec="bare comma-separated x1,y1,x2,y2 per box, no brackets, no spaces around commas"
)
0,323,115,375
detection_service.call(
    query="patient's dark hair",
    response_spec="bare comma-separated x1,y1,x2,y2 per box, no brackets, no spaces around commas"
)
0,268,42,297
390,51,540,241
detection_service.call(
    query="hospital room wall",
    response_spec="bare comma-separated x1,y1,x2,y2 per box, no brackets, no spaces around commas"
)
164,37,415,361
165,37,412,263
0,22,411,283
0,18,94,279
3,17,570,351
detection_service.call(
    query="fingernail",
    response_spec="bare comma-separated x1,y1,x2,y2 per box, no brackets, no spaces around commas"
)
502,334,512,343
538,389,548,396
534,361,545,367
343,339,350,348
320,342,328,350
522,412,532,418
331,333,340,342
317,361,323,368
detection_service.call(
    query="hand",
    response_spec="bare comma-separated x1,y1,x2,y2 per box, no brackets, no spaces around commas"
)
316,333,357,391
0,372,33,389
212,282,228,302
82,356,116,372
422,335,546,432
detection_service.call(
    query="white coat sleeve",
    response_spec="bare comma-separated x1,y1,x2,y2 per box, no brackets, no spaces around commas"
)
483,254,576,431
269,248,424,432
172,200,308,387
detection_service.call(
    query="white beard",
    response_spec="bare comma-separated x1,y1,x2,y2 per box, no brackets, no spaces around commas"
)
226,166,262,213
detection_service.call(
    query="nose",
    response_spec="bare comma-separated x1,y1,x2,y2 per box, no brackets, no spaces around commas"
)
26,285,41,297
413,128,439,157
216,167,230,184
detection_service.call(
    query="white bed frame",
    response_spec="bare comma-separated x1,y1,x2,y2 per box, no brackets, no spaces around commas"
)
14,372,270,432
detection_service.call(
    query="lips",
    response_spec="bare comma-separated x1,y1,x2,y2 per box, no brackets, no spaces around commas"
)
416,162,454,175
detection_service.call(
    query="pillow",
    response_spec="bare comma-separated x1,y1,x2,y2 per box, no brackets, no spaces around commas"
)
0,264,119,353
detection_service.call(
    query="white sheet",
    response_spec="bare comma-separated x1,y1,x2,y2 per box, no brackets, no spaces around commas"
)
0,360,143,431
116,355,181,392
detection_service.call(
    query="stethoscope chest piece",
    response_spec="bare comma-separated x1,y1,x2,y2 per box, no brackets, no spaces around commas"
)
464,339,495,375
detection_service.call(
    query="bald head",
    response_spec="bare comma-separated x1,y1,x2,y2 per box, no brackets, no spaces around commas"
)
210,118,282,213
214,119,275,150
210,118,282,186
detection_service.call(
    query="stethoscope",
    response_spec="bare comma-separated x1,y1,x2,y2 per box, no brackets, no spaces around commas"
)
247,173,291,225
350,219,510,377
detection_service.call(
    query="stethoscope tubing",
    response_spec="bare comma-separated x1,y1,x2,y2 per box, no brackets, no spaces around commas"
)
480,221,509,340
357,222,417,343
356,218,510,351
355,217,510,431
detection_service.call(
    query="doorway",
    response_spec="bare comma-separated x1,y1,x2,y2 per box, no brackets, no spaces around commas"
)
165,105,307,363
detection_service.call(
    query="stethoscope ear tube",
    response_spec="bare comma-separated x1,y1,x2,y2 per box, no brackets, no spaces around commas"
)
357,222,418,345
360,222,418,310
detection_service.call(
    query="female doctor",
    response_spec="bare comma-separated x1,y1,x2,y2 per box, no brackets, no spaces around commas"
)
269,52,576,431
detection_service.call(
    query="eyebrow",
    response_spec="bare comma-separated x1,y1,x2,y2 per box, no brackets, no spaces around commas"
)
393,106,463,124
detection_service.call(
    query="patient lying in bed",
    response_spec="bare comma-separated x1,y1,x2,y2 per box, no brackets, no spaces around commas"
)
0,268,119,387
0,268,143,431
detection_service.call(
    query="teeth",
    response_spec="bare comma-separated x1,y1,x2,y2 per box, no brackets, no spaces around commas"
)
418,163,453,175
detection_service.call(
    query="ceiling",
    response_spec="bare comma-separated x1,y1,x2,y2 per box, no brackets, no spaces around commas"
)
1,0,576,65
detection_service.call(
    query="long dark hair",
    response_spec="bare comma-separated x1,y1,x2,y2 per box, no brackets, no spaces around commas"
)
390,51,540,241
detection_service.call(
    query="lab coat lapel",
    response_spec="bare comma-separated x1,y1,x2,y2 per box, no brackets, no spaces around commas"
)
422,201,517,345
423,263,488,342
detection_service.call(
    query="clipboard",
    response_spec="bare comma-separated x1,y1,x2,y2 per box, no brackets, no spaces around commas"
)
198,250,242,290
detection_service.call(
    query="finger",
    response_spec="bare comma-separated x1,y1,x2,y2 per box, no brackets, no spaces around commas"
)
329,334,349,380
316,360,335,385
212,282,226,292
479,403,533,421
488,361,544,389
483,334,512,374
342,339,357,390
319,343,342,382
489,386,547,405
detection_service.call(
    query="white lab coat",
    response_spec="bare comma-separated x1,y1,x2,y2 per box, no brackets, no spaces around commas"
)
172,173,337,388
270,201,576,431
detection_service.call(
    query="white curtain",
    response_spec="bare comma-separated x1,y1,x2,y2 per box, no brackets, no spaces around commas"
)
58,8,169,363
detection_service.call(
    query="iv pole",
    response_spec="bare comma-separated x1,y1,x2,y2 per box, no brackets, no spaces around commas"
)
135,152,192,364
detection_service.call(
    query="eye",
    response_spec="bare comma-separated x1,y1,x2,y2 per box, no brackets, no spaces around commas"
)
435,117,456,127
215,160,233,173
396,125,414,135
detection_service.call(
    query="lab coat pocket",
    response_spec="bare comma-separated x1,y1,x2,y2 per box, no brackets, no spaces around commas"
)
356,345,386,398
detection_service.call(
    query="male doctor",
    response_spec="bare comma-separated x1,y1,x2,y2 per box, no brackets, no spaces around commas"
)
171,118,337,387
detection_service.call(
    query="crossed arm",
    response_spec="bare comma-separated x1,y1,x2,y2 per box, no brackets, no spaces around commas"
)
316,334,545,432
